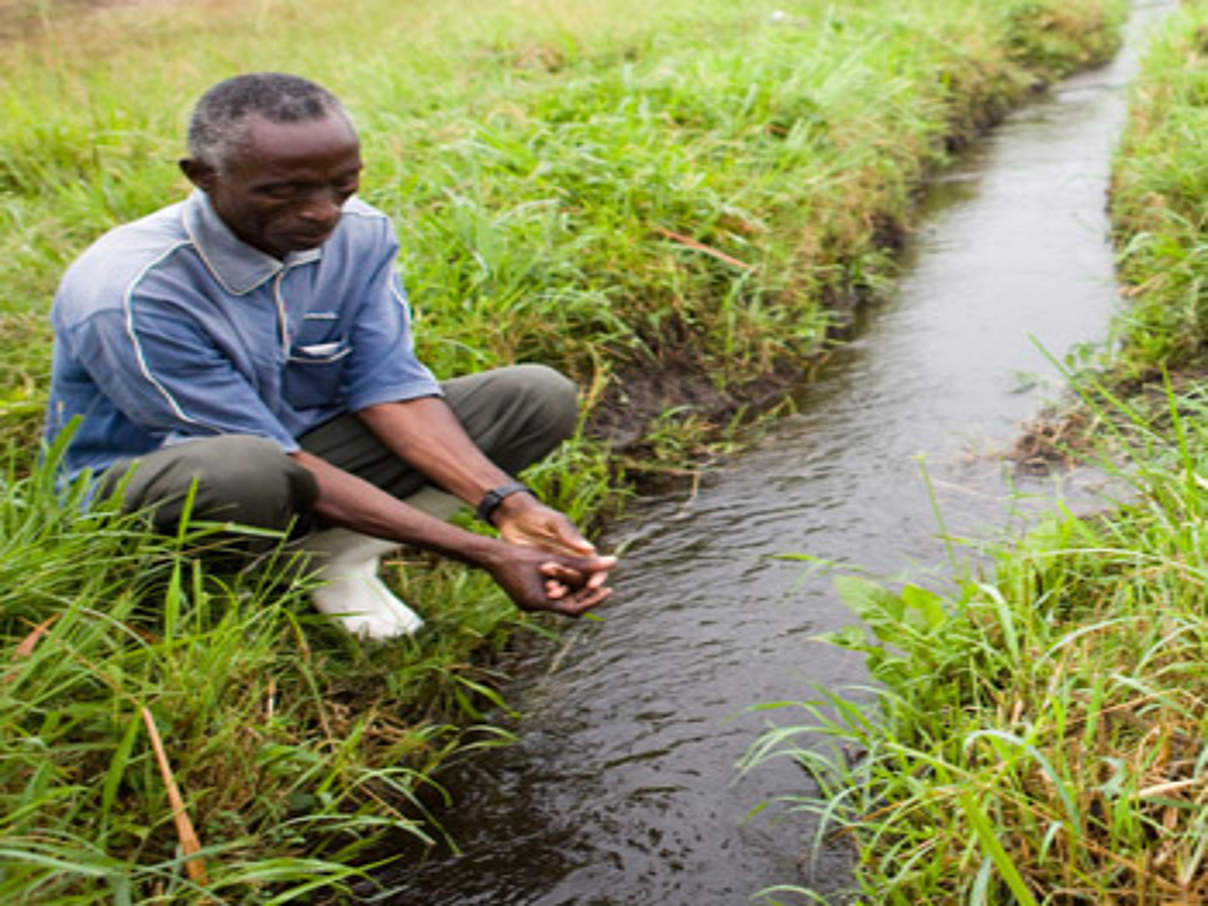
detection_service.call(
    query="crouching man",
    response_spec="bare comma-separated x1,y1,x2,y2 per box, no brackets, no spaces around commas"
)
43,72,615,638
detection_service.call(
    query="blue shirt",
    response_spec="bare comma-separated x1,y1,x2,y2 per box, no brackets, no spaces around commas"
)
44,190,442,479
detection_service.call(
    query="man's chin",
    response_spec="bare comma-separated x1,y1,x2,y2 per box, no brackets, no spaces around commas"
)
289,238,332,253
275,229,335,254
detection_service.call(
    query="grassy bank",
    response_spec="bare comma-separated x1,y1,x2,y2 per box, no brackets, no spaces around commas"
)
0,0,1125,901
743,5,1208,902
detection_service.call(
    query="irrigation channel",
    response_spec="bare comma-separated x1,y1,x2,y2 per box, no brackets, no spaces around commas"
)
379,3,1172,902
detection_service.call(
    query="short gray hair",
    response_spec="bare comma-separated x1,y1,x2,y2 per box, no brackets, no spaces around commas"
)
186,73,352,171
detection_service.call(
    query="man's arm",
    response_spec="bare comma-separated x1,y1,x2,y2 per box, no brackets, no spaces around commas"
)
289,448,615,614
356,396,606,559
330,222,613,608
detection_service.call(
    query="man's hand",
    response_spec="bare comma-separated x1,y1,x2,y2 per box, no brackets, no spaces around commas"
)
493,492,594,555
485,543,618,616
352,398,618,614
492,493,615,601
291,451,616,617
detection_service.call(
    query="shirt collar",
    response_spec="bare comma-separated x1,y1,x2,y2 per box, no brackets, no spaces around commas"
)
181,190,322,296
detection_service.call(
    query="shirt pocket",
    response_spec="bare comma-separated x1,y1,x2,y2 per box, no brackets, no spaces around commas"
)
284,336,352,409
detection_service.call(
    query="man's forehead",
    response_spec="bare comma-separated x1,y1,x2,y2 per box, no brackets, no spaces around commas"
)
231,113,360,170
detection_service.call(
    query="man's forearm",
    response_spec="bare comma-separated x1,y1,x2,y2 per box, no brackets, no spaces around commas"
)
288,448,615,615
288,449,502,568
355,397,514,506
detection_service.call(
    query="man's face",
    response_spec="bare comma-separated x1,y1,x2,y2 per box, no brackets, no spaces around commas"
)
184,113,363,259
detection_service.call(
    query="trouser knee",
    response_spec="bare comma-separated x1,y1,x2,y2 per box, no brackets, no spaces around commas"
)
495,363,579,446
294,364,581,504
443,364,579,475
102,435,318,535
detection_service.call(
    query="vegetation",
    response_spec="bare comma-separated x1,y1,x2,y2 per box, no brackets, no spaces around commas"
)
743,4,1208,902
1111,3,1208,377
0,0,1126,901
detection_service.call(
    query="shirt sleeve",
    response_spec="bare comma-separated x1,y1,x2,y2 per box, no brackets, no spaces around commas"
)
69,302,300,452
340,228,443,412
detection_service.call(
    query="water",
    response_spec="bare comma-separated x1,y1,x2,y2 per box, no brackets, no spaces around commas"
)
377,4,1171,902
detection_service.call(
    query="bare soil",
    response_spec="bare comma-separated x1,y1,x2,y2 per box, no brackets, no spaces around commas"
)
585,354,804,453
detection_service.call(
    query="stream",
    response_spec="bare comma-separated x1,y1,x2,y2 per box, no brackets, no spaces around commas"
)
378,3,1171,902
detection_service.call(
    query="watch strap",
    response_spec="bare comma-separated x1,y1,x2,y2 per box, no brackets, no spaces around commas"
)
476,480,534,526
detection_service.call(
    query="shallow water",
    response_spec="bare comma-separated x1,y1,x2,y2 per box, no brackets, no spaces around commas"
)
377,4,1172,902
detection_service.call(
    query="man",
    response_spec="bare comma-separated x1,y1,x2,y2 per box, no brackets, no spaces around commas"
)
44,72,615,639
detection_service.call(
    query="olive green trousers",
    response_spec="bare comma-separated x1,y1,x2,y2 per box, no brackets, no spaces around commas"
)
100,364,577,536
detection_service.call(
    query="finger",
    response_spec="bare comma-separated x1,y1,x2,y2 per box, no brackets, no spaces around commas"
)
557,583,612,612
557,531,596,556
582,556,616,589
550,553,616,575
546,514,597,555
554,586,612,616
539,561,587,584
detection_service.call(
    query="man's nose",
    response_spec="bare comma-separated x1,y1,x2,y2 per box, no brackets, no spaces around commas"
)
300,194,341,225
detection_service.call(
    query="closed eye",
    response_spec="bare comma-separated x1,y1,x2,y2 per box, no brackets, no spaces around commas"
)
258,183,304,201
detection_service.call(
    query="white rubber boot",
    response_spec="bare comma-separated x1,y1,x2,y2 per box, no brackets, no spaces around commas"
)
297,528,423,640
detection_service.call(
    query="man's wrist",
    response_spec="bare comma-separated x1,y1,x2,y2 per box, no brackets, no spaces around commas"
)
476,480,535,526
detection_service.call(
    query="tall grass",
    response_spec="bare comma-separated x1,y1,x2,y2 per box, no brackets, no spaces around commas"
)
0,434,541,901
0,0,1130,899
1111,1,1208,375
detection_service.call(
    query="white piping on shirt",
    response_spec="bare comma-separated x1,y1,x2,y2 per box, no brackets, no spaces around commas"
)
272,270,290,355
122,241,204,426
389,281,413,329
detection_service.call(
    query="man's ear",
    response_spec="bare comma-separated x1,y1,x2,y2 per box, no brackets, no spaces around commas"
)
179,158,216,192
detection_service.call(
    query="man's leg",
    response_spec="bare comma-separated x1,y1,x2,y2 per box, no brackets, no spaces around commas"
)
293,363,577,639
101,434,318,536
298,363,579,511
100,434,421,637
100,366,577,526
102,365,578,639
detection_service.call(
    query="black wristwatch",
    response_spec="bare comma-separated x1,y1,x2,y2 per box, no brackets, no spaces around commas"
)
476,480,535,526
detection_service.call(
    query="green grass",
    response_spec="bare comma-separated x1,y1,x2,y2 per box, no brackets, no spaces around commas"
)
0,432,554,902
1110,2,1208,377
0,0,1130,900
742,6,1208,902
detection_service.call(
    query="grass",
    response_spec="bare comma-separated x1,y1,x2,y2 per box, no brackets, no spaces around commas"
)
0,0,1124,457
1110,2,1208,377
0,0,1129,900
742,5,1208,902
0,431,546,902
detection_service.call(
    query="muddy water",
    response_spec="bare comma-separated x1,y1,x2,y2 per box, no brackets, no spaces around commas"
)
381,4,1170,903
